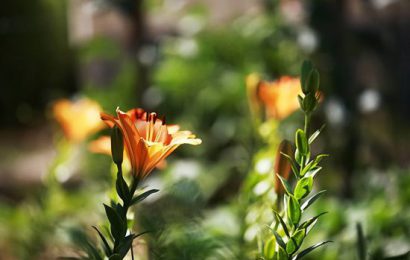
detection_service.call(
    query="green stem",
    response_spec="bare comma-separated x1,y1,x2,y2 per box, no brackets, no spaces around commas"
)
304,113,311,135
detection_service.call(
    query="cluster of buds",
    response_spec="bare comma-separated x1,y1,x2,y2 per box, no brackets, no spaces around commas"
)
298,61,321,115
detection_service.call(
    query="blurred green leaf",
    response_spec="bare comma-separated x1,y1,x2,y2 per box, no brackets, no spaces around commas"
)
130,189,159,206
92,226,112,256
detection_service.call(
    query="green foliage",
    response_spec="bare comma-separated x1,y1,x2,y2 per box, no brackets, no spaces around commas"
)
259,61,330,259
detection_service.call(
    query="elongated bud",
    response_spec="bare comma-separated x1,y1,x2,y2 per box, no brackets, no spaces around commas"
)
295,129,309,156
307,69,320,94
111,126,124,165
301,60,313,94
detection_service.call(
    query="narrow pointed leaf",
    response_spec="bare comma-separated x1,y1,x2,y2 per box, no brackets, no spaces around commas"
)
299,212,328,230
305,167,322,178
292,241,332,260
276,174,292,196
92,226,112,256
308,125,325,144
274,211,290,238
301,190,326,211
130,189,159,206
104,204,126,242
280,152,299,178
273,230,286,250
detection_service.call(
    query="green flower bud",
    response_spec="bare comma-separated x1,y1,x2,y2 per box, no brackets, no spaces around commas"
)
111,126,124,165
301,60,313,94
302,92,318,113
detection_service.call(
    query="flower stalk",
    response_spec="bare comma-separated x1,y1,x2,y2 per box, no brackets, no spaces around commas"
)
260,61,331,260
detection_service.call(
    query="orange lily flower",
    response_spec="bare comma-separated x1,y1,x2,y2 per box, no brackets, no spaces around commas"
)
89,135,167,170
100,108,201,179
53,98,104,142
258,76,301,120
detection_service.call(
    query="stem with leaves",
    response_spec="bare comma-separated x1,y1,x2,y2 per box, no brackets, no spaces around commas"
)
90,126,158,260
260,61,331,260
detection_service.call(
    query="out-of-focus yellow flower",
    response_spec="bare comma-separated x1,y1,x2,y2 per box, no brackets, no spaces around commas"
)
258,76,301,120
53,98,104,142
101,108,201,179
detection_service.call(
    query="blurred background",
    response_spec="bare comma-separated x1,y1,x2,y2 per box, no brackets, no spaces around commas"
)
0,0,409,259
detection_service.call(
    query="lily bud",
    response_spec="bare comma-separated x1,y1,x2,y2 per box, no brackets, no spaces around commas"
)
110,126,124,165
306,69,320,94
301,60,313,94
302,92,318,113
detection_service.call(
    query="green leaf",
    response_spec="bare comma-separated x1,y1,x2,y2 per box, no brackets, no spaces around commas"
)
130,189,159,206
300,154,328,176
308,125,325,144
263,236,277,259
287,195,301,225
272,230,286,250
292,229,306,248
294,177,313,200
276,174,292,196
305,167,322,178
108,254,122,260
104,204,126,243
286,238,297,255
301,190,326,211
85,240,103,260
299,212,328,232
92,226,112,256
286,229,305,254
292,241,332,260
277,247,288,260
280,152,299,178
295,129,309,156
116,170,130,204
117,234,134,258
274,211,290,238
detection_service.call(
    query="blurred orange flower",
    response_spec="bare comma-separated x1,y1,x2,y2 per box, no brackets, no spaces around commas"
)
258,76,301,120
53,98,104,142
89,135,167,170
101,108,201,179
246,73,262,119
